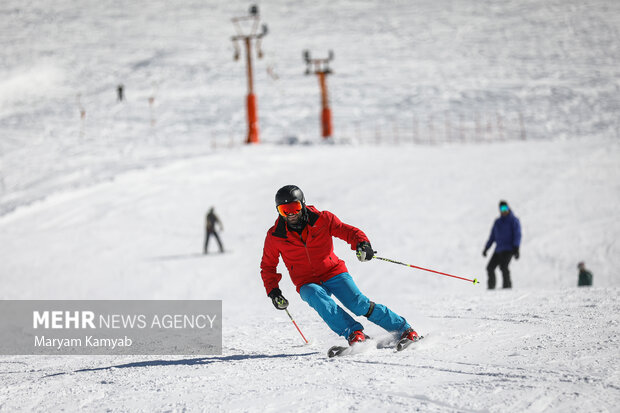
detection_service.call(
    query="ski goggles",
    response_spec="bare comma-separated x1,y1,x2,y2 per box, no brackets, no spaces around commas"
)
277,201,303,216
500,205,509,212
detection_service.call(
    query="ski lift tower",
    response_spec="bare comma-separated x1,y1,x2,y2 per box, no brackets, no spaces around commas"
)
231,5,268,144
304,50,334,139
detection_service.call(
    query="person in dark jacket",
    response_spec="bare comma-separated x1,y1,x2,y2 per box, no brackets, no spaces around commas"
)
577,262,593,287
260,185,419,347
204,207,224,254
483,200,522,289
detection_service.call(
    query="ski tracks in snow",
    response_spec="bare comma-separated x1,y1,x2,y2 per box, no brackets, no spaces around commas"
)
1,286,618,412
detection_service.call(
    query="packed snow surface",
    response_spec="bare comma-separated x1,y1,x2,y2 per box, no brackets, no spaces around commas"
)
1,141,619,412
1,0,619,412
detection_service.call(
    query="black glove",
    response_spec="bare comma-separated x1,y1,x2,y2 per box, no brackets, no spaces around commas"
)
513,247,520,260
483,248,488,257
356,241,374,262
267,288,289,310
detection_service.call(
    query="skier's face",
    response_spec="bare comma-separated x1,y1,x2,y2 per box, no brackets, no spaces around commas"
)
284,211,302,225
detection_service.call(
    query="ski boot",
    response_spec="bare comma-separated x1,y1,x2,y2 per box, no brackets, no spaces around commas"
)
396,328,421,351
348,330,369,346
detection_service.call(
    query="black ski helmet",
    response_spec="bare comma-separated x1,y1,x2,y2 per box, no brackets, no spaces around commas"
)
275,185,306,208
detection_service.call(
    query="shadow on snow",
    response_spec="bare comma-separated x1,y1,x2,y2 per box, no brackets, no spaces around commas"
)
42,352,318,378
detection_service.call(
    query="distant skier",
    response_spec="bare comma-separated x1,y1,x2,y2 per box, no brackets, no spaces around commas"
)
117,84,124,102
204,207,224,254
260,185,419,347
577,262,593,287
483,200,522,289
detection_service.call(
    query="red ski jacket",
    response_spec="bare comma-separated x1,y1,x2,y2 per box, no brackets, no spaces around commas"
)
260,206,370,294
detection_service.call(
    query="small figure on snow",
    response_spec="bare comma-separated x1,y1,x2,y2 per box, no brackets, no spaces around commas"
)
577,262,593,287
483,200,522,289
117,84,124,102
260,185,418,348
204,207,224,254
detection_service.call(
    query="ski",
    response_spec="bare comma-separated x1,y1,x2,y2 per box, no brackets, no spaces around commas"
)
327,335,424,357
327,345,350,358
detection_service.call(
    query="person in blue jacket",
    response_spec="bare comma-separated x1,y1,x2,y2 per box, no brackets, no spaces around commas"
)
483,200,522,289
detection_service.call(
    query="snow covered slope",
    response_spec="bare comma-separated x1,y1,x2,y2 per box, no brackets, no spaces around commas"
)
1,0,619,411
1,0,619,216
1,141,619,412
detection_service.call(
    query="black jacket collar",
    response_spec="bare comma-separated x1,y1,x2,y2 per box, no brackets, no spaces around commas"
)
272,207,320,239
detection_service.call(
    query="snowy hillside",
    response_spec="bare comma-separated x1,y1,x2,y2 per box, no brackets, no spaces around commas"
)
1,0,619,216
1,0,620,412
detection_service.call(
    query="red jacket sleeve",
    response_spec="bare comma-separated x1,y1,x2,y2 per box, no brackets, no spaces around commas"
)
260,232,283,295
325,211,369,249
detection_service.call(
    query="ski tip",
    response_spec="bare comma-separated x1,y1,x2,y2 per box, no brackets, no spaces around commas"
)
473,278,479,285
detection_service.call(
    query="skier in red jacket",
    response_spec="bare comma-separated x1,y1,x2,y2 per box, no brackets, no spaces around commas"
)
260,185,418,347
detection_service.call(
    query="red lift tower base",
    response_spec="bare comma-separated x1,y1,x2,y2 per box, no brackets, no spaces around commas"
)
305,50,335,140
321,107,332,138
246,93,259,144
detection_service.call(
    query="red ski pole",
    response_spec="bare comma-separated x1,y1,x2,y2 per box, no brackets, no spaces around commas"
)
374,256,479,285
284,308,309,344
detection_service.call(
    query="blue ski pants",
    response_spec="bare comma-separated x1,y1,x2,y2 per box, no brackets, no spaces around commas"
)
299,272,410,339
